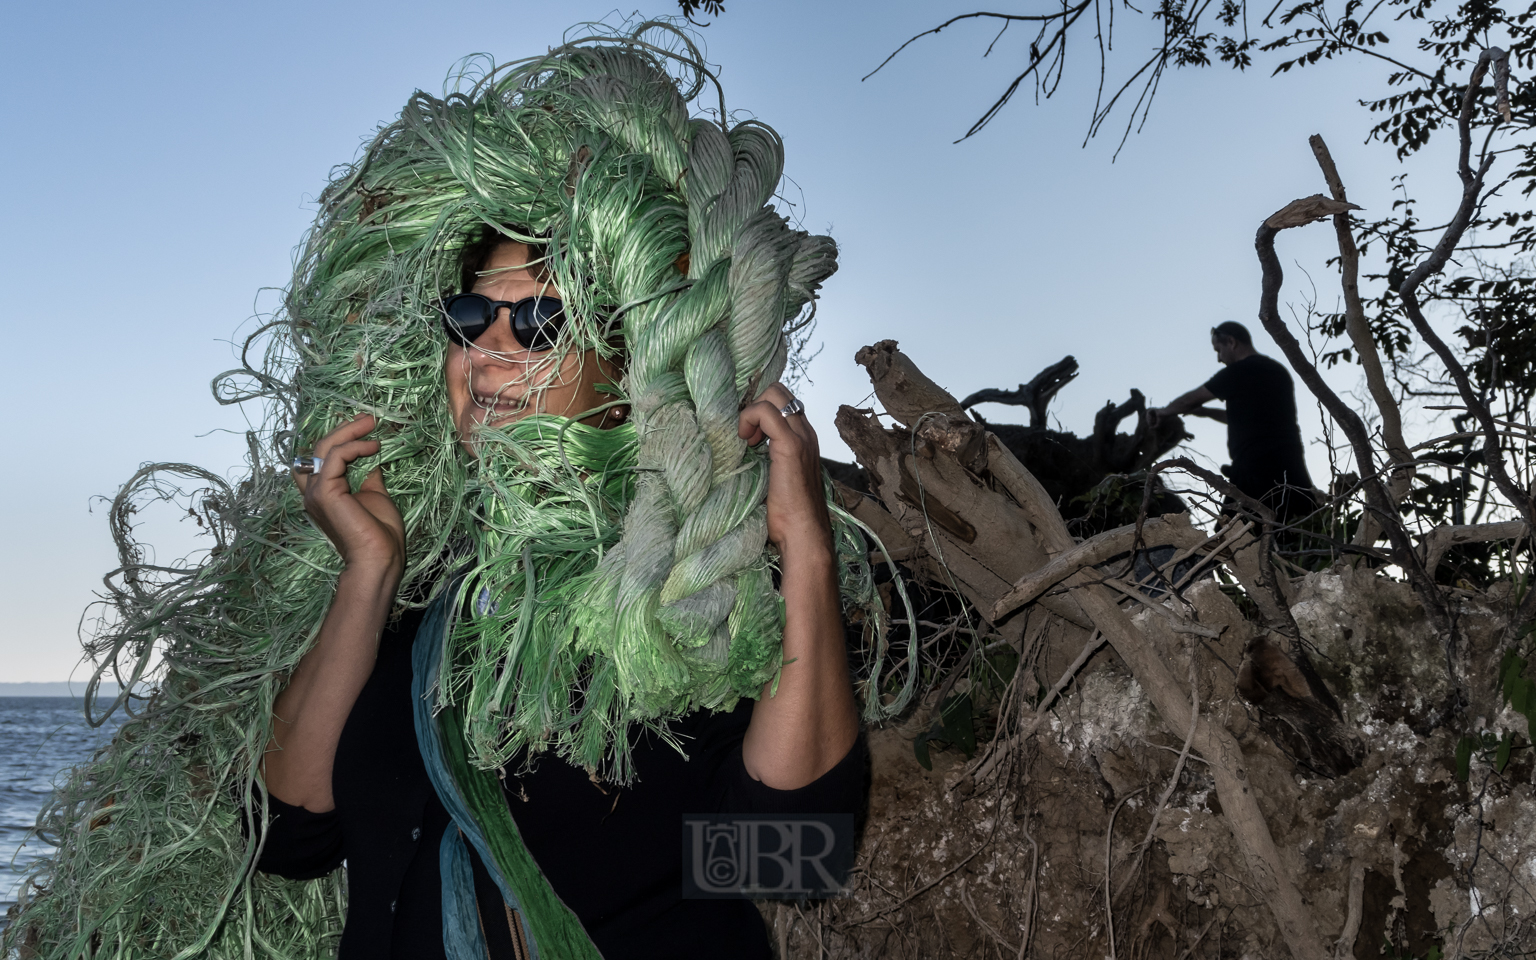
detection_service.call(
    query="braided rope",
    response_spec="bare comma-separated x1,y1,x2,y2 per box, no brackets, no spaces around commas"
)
433,28,872,775
3,21,913,957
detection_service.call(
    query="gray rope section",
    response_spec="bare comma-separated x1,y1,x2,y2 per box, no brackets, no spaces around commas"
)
593,58,833,672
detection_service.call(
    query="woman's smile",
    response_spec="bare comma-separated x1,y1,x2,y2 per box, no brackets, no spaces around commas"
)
444,241,618,447
470,383,529,422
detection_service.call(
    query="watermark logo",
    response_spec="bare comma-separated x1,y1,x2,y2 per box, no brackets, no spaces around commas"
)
682,814,855,899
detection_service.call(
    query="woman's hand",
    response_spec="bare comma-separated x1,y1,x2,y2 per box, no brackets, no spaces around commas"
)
738,384,857,790
268,415,404,811
738,383,833,563
295,414,404,575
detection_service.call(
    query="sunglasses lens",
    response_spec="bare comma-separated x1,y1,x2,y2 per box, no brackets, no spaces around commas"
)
512,297,566,352
442,294,494,343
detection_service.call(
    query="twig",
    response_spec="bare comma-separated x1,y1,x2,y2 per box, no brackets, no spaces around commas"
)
835,815,999,928
1170,520,1255,591
794,901,827,959
1105,786,1147,960
959,879,1020,956
1018,818,1040,960
928,639,982,715
970,628,1106,782
862,9,1093,83
959,612,1053,789
993,514,1204,619
1174,914,1221,960
1256,199,1452,647
1148,458,1274,526
1116,657,1201,901
1146,458,1301,630
1100,576,1225,638
1410,430,1483,452
1155,517,1245,580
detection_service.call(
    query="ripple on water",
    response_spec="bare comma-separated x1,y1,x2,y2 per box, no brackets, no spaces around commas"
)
1,697,125,921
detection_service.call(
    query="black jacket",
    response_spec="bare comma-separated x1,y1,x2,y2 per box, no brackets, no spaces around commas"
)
255,607,867,959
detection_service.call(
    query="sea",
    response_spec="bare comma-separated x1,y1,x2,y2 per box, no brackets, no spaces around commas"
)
0,697,126,925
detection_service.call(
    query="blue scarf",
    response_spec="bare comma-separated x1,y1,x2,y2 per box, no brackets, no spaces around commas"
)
411,583,605,959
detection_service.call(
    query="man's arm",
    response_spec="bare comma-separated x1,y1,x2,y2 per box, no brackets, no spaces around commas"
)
1149,385,1220,427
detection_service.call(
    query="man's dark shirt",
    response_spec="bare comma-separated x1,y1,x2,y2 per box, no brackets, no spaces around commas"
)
253,607,867,960
1204,353,1313,512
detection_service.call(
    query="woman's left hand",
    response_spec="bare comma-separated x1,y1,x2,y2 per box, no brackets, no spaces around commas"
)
738,383,833,562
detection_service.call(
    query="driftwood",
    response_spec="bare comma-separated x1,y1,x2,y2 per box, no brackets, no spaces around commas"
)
991,514,1207,620
959,355,1079,427
1420,520,1529,579
837,340,1331,960
800,90,1536,956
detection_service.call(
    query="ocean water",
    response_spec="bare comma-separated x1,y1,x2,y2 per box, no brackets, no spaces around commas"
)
0,697,125,921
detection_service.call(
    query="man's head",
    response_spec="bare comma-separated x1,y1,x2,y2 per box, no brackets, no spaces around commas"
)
1210,321,1256,365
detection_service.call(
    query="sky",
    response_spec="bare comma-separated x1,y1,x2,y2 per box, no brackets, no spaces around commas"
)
0,0,1463,681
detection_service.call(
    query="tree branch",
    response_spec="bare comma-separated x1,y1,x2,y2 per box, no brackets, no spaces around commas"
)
1308,134,1413,548
862,8,1093,82
960,355,1079,427
1420,520,1528,579
1255,198,1452,649
1396,49,1535,543
992,513,1206,619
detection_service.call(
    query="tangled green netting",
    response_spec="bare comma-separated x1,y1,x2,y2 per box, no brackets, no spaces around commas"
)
3,21,915,959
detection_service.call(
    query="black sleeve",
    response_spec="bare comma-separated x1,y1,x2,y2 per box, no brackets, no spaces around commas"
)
250,792,345,881
717,733,869,818
1203,365,1237,400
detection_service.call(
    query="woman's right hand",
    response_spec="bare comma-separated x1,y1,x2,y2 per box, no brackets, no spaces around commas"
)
295,414,404,574
269,414,404,811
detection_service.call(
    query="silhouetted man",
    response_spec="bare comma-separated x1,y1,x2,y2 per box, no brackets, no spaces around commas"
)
1149,322,1316,520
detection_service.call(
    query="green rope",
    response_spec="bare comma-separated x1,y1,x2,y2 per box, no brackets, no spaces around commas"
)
3,18,913,958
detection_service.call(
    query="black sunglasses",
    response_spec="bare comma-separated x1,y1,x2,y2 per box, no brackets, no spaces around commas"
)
439,293,567,352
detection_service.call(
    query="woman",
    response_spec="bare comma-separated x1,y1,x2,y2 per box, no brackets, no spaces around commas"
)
250,20,890,958
257,233,865,957
3,23,910,960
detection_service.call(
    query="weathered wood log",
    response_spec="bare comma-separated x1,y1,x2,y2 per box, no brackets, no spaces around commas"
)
853,340,986,473
835,403,1088,635
1420,520,1529,579
959,354,1079,427
839,348,1192,534
992,514,1207,620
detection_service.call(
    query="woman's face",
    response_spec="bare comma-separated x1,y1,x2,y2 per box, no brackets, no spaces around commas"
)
445,241,620,454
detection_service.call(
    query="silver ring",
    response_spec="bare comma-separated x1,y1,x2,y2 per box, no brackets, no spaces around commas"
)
292,455,324,474
780,397,805,418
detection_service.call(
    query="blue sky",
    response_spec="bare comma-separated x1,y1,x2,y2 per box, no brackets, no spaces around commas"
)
0,1,1455,680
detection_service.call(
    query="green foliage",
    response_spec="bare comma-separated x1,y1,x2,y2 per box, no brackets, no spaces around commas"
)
1495,731,1514,773
1449,653,1535,781
914,693,978,770
676,0,724,21
1455,734,1476,781
1070,471,1152,532
1455,729,1522,780
1500,648,1536,733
